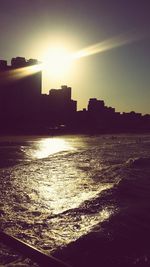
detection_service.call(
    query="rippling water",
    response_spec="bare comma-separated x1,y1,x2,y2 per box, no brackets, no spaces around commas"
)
0,134,150,266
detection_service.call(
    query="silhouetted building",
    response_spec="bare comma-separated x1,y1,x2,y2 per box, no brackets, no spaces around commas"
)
0,57,42,130
0,56,149,134
88,98,105,113
49,85,71,103
40,85,77,126
0,60,7,70
0,57,41,97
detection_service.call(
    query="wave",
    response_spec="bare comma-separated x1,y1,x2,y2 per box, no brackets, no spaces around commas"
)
125,157,150,168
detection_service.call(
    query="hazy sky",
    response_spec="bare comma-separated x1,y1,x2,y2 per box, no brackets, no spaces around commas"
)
0,0,150,113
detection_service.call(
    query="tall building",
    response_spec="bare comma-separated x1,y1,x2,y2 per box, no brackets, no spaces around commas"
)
88,98,105,113
0,56,78,132
40,85,77,126
0,57,42,126
49,85,71,103
0,57,41,98
49,85,76,112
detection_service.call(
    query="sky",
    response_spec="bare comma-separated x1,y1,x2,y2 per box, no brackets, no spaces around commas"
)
0,0,150,114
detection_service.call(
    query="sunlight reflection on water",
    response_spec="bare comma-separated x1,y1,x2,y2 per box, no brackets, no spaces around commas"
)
0,135,122,262
38,182,113,214
15,136,115,241
25,137,73,159
46,207,113,248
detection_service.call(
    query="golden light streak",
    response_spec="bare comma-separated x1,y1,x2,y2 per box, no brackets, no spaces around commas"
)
73,32,144,59
40,32,145,78
1,31,144,84
12,64,43,78
39,32,140,81
0,64,42,82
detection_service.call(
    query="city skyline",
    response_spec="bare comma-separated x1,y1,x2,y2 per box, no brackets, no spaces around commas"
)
0,0,150,114
0,56,150,135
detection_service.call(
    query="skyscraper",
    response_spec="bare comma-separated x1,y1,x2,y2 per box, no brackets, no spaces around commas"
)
0,57,42,127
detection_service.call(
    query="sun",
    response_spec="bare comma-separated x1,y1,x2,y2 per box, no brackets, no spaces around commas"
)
41,45,74,79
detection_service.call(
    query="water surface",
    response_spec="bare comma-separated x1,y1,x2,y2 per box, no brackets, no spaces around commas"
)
0,134,150,266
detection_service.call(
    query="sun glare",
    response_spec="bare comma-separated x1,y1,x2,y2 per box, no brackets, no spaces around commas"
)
23,32,143,85
32,138,72,159
42,46,74,78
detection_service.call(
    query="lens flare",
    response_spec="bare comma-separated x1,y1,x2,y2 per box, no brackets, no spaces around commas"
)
2,31,144,83
73,32,144,59
0,64,42,82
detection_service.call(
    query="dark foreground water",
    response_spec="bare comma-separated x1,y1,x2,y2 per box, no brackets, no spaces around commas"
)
0,134,150,266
